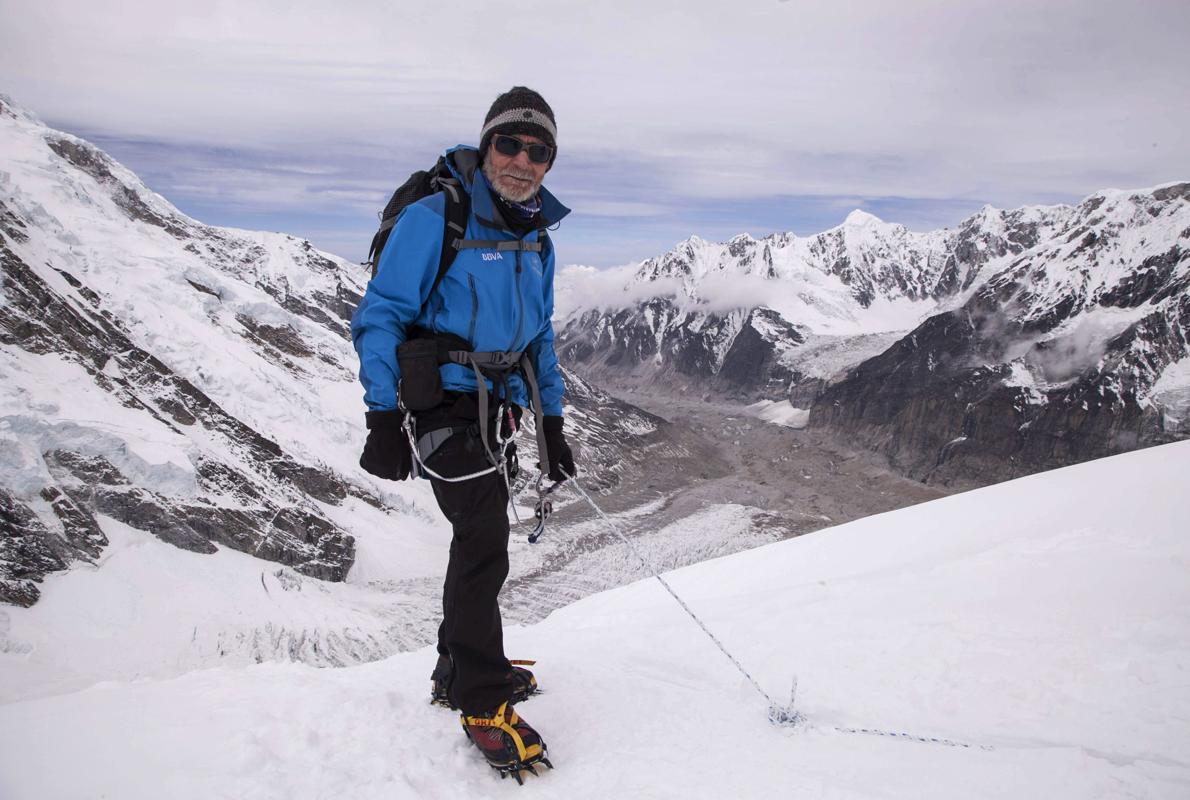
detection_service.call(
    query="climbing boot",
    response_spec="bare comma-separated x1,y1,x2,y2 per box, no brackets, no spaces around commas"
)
460,701,552,784
430,655,538,709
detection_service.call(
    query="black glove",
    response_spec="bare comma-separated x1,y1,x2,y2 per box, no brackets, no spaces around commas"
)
542,415,576,482
359,410,412,481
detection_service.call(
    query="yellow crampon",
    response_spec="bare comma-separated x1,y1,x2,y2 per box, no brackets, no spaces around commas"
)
460,702,542,764
461,701,553,783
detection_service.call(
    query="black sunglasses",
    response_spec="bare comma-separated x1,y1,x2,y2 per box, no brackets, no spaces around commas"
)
492,134,554,164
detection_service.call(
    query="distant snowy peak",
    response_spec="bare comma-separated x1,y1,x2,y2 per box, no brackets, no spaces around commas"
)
973,183,1190,330
631,209,946,308
610,185,1187,322
558,180,1189,482
556,196,1062,397
802,212,951,306
842,208,884,226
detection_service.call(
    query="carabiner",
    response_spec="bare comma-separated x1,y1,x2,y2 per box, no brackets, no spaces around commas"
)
528,474,561,544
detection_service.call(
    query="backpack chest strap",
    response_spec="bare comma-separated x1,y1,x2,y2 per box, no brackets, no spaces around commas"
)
454,239,543,252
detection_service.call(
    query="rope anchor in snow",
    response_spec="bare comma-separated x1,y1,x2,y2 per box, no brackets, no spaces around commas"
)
559,468,800,727
556,468,993,749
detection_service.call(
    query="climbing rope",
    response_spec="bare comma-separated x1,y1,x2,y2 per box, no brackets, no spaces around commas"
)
558,469,996,751
560,470,793,723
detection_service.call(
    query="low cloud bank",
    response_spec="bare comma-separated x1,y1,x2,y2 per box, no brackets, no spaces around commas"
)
554,264,680,320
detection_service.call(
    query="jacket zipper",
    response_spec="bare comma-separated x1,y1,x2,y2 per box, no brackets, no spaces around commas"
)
467,273,479,346
511,247,525,351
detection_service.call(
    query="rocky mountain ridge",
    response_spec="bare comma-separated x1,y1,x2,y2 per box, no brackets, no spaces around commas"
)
813,184,1189,483
557,181,1189,484
0,95,379,605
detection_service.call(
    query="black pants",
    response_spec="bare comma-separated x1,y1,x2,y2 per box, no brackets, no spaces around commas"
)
419,393,520,716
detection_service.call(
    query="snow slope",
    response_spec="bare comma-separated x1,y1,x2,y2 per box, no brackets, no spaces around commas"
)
2,441,1186,799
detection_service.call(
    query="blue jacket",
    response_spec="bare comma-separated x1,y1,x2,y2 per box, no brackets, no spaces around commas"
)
351,146,570,415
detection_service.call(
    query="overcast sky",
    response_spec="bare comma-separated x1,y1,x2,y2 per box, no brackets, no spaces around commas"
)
2,0,1187,267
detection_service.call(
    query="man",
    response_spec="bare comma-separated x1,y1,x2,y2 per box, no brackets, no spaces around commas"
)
350,87,576,778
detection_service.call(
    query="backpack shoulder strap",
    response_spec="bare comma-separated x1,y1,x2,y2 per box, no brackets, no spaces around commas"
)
430,179,470,297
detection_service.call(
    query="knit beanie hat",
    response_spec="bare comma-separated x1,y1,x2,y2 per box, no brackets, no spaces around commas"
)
479,86,557,167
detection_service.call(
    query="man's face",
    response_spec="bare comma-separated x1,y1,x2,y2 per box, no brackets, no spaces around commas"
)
482,134,549,203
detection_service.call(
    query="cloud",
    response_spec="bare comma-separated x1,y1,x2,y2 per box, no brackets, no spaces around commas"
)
553,261,814,321
1025,310,1144,384
687,272,782,315
3,0,1186,266
75,132,391,213
554,264,683,320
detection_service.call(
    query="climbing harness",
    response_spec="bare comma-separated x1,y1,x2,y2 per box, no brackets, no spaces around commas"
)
399,337,550,477
397,334,567,540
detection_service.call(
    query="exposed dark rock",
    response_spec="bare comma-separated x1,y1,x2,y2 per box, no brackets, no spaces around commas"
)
186,279,221,299
155,395,198,426
1152,182,1190,203
559,299,801,402
1022,293,1080,335
787,371,829,407
45,449,129,486
45,137,117,183
236,313,314,358
544,366,670,495
279,295,345,337
0,199,29,243
345,482,385,509
112,184,186,235
712,309,801,400
34,443,361,578
265,508,355,581
0,490,69,577
270,460,349,505
100,488,218,553
809,312,1034,485
0,489,68,607
178,504,262,553
1099,247,1183,308
196,458,266,503
0,580,41,607
39,485,108,559
45,136,189,237
561,186,1187,490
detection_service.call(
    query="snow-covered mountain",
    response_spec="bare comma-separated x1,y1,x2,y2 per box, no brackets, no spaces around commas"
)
556,184,1189,483
0,94,659,609
0,95,368,606
2,437,1185,798
813,187,1190,483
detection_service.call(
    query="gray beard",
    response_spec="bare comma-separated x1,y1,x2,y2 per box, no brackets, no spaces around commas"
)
482,159,542,203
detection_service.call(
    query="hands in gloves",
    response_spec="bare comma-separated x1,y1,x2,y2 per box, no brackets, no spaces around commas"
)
542,415,576,482
359,410,412,481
